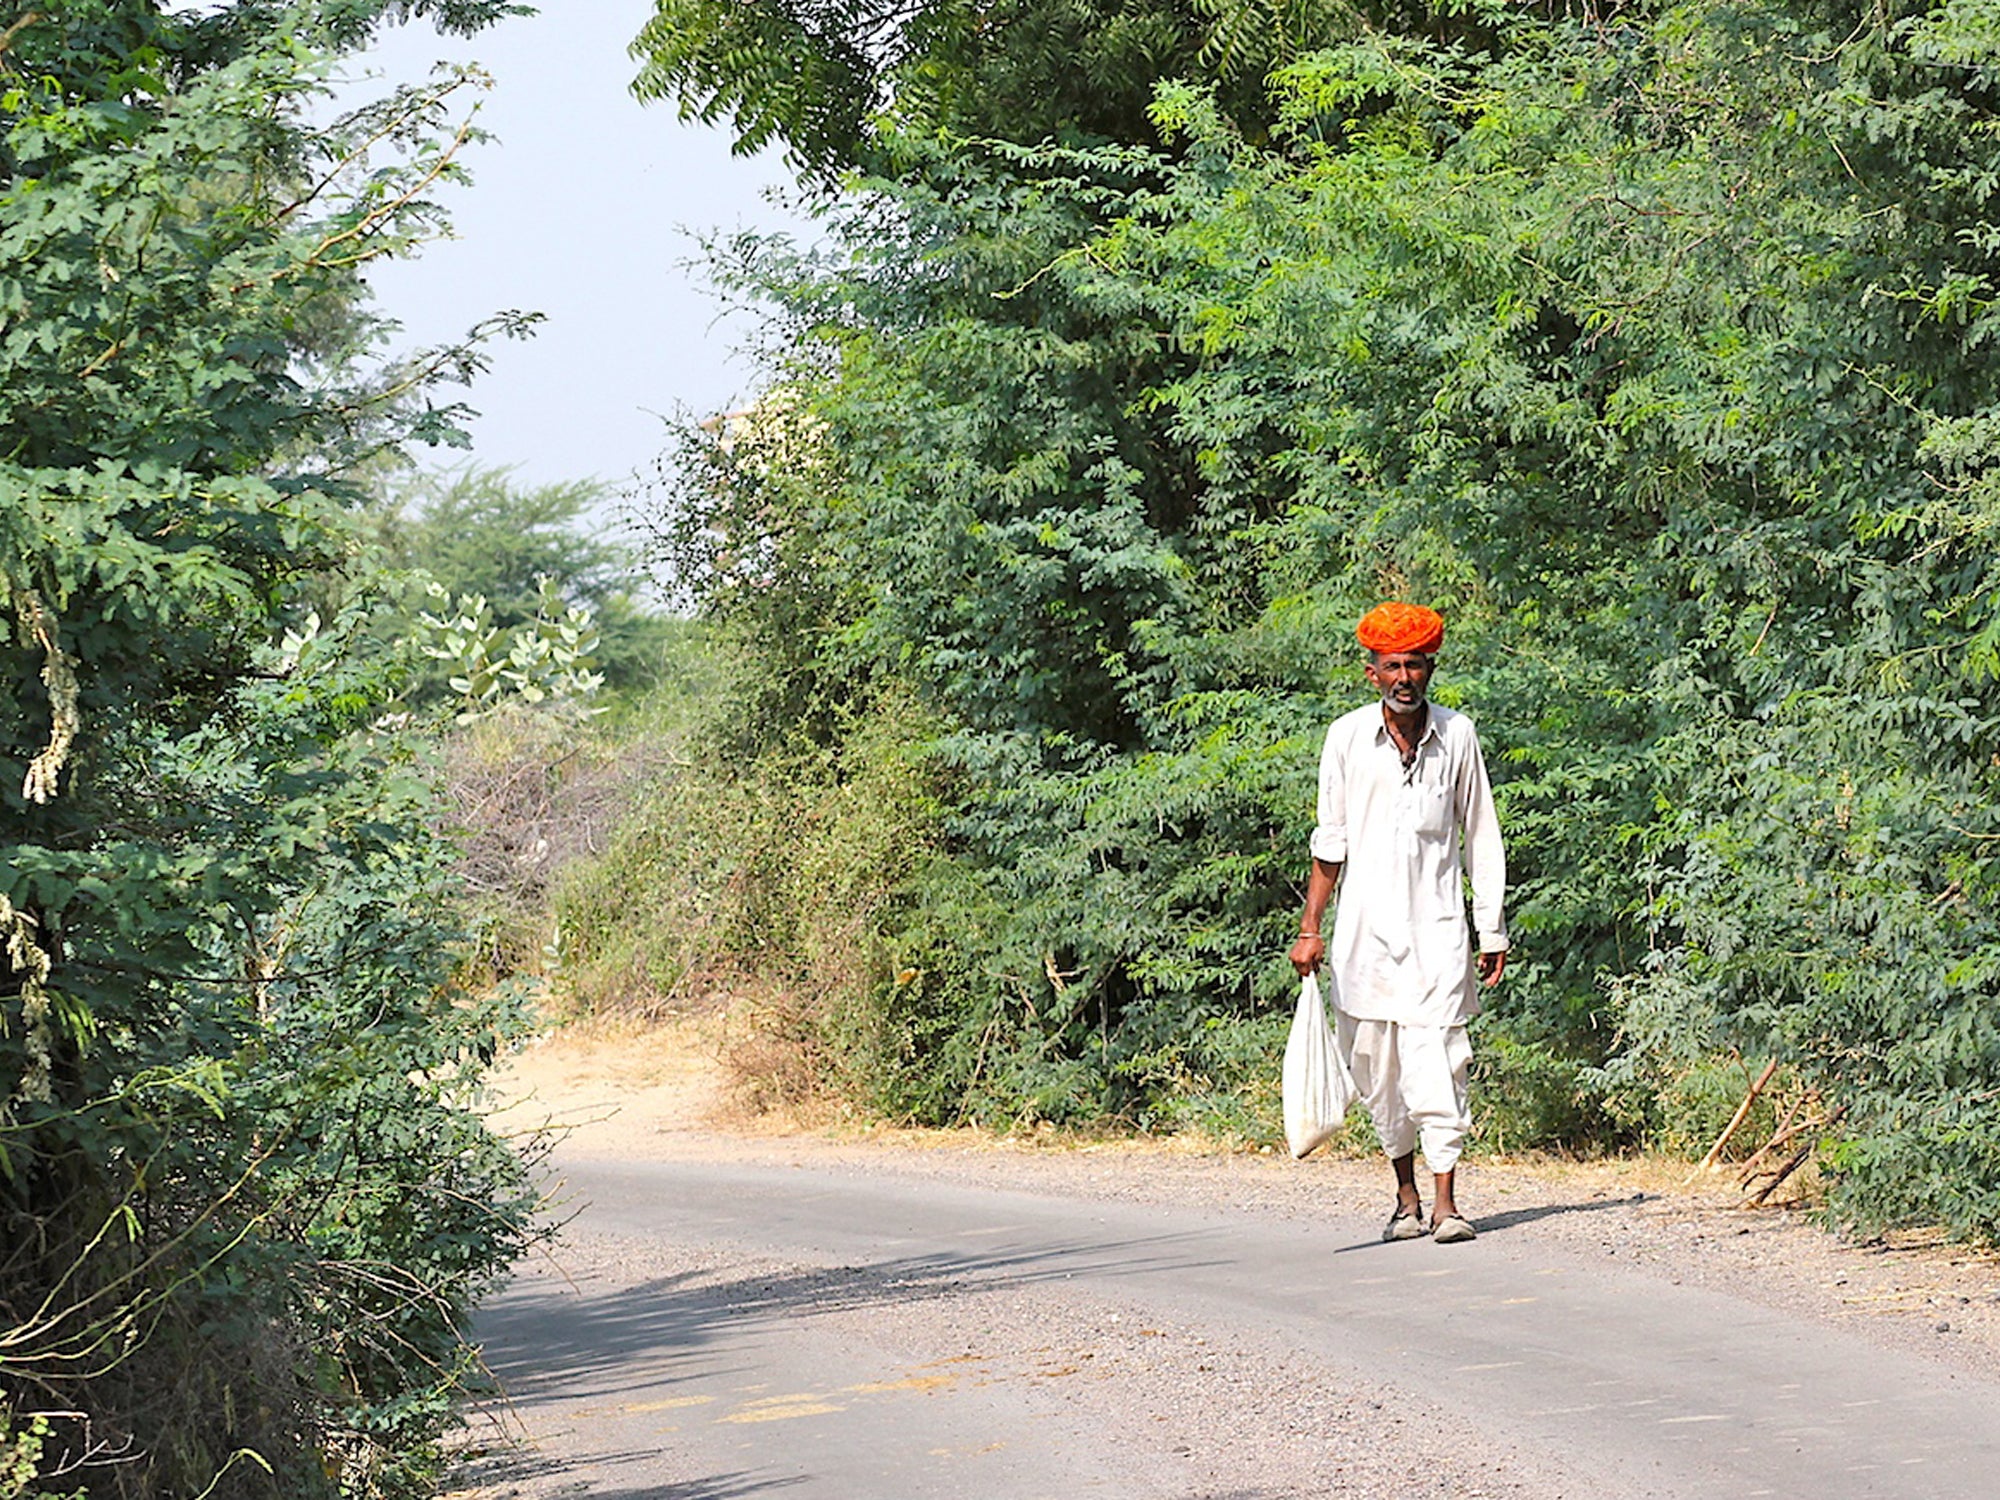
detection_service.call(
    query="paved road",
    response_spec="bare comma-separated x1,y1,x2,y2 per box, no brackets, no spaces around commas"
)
470,1155,2000,1499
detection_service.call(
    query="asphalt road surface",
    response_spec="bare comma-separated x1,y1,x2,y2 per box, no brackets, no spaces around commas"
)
465,1154,2000,1499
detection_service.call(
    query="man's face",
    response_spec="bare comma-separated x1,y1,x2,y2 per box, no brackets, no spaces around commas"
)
1365,651,1434,716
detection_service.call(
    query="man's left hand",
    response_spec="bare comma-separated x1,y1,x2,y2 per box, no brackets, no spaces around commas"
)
1478,949,1506,987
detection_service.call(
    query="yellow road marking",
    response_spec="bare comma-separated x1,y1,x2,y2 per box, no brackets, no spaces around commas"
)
718,1393,844,1424
844,1375,959,1395
718,1403,843,1424
621,1396,715,1413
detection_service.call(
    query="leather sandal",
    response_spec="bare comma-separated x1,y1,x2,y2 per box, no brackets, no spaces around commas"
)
1382,1203,1426,1241
1432,1212,1477,1244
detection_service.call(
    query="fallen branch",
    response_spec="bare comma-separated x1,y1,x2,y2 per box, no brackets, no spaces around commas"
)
1686,1058,1778,1182
1734,1087,1815,1187
1741,1104,1847,1208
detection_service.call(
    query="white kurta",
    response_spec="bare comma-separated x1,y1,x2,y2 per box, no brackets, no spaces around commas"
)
1310,702,1508,1027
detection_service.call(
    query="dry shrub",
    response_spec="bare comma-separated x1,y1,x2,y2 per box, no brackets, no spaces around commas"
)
711,980,849,1123
443,708,683,976
546,687,949,1114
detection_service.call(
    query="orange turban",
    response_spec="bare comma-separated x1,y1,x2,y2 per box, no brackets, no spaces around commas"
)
1356,601,1444,655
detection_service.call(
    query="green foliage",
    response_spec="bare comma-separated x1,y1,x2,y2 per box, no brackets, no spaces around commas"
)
634,142,1362,1131
550,675,951,1049
630,0,1341,176
369,469,628,623
1097,3,2000,1231
0,4,540,1494
412,579,605,721
633,0,2000,1244
363,467,672,694
0,1411,87,1500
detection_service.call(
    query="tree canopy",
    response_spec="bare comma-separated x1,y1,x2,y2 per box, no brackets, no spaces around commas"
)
631,0,1340,174
629,0,2000,1241
1,4,545,1493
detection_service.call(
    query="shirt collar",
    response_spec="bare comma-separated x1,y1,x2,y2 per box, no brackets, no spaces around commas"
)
1372,704,1439,745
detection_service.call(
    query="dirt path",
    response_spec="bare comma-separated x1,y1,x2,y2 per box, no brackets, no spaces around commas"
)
453,1018,2000,1498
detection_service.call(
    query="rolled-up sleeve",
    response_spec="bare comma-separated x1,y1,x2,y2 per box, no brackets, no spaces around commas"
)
1310,722,1348,865
1456,724,1508,952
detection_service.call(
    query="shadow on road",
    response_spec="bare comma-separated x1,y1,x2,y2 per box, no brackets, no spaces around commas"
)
1472,1191,1649,1233
465,1230,1227,1494
476,1229,1223,1408
1325,1190,1649,1253
455,1441,804,1499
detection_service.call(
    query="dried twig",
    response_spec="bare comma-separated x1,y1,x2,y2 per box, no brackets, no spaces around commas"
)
1687,1058,1778,1182
1740,1104,1847,1208
1734,1090,1817,1186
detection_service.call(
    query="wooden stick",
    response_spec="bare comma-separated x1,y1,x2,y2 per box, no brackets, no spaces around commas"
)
1743,1142,1814,1206
1742,1104,1847,1207
1688,1059,1779,1182
1735,1089,1816,1187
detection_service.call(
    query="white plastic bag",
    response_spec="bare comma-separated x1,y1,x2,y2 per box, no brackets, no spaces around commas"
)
1282,972,1355,1159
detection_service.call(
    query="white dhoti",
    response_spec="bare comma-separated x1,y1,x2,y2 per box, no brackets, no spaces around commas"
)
1336,1015,1472,1174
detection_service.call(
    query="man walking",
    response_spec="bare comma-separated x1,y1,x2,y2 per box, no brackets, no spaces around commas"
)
1288,602,1508,1244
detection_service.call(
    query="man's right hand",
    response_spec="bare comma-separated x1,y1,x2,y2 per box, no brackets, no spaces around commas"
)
1291,859,1340,976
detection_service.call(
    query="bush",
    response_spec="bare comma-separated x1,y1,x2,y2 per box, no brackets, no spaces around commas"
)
2,597,547,1498
548,672,962,1109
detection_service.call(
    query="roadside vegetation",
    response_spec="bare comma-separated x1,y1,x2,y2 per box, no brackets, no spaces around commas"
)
11,0,2000,1493
0,5,558,1496
571,0,2000,1253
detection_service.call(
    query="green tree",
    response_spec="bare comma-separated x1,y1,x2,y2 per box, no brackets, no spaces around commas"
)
1,4,543,1493
630,0,1349,175
642,133,1338,1129
638,0,2000,1240
1352,7,1987,1233
1036,3,2000,1227
367,465,672,693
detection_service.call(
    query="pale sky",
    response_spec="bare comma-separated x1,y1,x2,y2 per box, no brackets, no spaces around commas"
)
350,3,813,498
